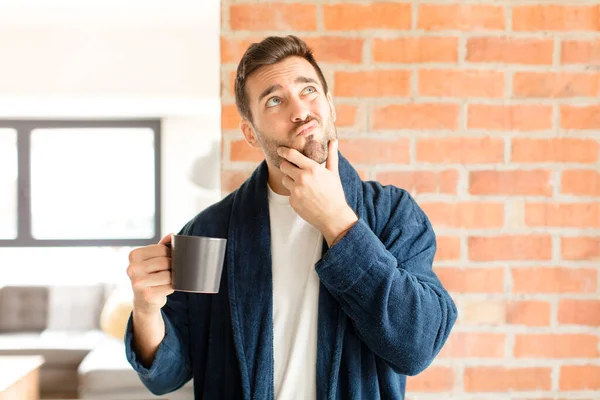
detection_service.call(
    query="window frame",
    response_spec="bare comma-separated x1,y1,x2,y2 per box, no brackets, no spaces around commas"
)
0,119,162,247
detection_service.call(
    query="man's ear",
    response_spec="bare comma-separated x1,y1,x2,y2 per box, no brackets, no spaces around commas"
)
240,119,260,148
327,92,336,123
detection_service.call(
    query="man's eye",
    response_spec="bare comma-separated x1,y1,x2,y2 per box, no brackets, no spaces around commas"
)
266,97,281,107
302,86,316,95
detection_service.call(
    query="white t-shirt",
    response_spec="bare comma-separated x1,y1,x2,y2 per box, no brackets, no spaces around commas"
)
268,183,323,400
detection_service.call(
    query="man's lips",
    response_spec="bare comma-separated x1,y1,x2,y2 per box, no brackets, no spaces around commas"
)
295,120,318,136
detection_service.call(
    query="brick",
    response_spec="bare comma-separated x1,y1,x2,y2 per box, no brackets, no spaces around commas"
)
228,70,236,96
439,332,505,358
221,170,254,193
512,267,597,294
558,300,600,326
372,104,459,130
464,367,552,392
305,37,364,64
513,138,599,163
562,237,600,261
561,170,600,196
436,267,504,293
375,170,459,195
562,40,600,65
560,365,600,390
338,138,410,164
406,366,455,392
463,300,506,325
421,202,504,229
469,170,552,196
435,236,461,261
334,104,358,128
507,301,551,327
221,37,257,64
230,4,317,31
334,70,410,97
513,72,600,98
468,104,553,131
419,70,504,98
416,137,504,164
469,236,552,261
467,37,554,65
464,300,551,327
356,169,368,181
513,5,600,32
418,4,505,31
514,334,599,358
525,203,600,228
323,3,411,31
561,105,600,130
222,104,241,130
230,140,264,163
373,37,458,63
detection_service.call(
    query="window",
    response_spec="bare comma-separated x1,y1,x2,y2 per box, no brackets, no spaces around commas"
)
0,128,18,240
0,120,161,247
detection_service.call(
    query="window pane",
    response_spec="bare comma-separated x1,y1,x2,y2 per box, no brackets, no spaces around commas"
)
0,129,17,239
30,128,156,239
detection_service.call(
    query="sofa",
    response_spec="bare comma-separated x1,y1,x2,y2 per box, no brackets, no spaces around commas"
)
0,284,193,399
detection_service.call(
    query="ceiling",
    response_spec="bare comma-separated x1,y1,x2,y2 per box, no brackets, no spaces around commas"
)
0,0,218,28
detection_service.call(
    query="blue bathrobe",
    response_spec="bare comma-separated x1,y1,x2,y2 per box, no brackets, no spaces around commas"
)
125,152,457,399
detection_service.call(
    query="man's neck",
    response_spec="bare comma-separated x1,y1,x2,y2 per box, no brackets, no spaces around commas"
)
266,162,290,196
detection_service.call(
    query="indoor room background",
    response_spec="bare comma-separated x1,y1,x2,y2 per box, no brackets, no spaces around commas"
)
1,0,599,399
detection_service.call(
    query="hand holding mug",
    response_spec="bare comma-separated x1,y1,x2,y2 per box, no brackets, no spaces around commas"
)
126,234,174,315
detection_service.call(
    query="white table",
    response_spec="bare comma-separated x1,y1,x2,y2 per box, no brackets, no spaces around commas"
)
0,356,44,400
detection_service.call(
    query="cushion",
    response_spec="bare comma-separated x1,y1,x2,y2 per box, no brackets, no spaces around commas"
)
47,285,105,331
0,286,48,332
0,284,106,333
99,286,133,340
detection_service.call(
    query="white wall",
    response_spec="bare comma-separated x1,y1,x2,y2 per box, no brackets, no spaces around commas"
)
0,1,222,284
0,0,222,237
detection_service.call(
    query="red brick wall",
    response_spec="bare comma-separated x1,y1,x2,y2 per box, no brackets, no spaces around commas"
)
221,2,600,397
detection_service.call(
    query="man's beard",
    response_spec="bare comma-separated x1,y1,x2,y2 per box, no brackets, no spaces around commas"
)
254,116,337,168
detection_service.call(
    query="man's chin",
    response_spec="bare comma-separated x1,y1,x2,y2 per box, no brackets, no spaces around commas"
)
304,150,328,165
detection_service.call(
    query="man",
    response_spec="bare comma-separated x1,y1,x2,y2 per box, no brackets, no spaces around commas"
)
125,35,457,399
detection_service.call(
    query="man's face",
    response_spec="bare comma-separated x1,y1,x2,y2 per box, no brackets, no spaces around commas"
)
241,56,337,168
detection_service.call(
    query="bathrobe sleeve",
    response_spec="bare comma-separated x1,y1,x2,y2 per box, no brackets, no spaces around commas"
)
123,290,193,395
124,222,195,395
315,184,457,376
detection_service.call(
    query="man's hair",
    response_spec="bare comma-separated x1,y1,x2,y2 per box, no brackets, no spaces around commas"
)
234,35,329,122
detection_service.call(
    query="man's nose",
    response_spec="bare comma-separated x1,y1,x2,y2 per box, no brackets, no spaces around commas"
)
290,97,310,123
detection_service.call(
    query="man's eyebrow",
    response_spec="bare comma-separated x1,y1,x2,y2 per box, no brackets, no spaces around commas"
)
257,77,321,103
295,76,320,86
258,84,282,103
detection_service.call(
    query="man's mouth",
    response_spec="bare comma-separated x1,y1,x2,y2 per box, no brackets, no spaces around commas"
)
295,120,318,136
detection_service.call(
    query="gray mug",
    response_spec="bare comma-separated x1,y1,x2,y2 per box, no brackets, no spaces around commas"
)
170,235,227,293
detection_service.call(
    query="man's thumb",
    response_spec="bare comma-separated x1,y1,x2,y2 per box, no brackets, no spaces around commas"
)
326,139,339,173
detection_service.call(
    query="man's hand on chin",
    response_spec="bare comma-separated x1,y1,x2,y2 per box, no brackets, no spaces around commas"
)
277,139,358,247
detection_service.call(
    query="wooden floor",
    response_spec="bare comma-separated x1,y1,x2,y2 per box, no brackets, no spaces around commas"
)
41,391,78,399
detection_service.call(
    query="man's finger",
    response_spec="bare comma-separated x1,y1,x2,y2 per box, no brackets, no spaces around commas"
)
142,257,171,274
281,175,294,191
277,147,315,170
279,160,301,181
326,139,339,173
129,244,169,264
139,270,172,288
158,233,173,246
151,284,175,297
